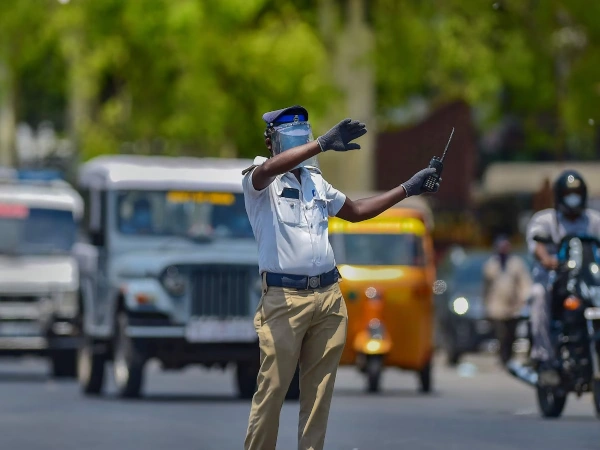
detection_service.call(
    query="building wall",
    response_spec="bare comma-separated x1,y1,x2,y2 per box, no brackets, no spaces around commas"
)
375,100,478,211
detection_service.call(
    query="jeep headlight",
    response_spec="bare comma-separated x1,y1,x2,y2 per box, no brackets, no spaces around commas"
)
55,291,78,318
161,266,187,297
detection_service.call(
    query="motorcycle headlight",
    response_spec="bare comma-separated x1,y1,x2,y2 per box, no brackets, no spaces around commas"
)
452,297,469,315
161,266,187,297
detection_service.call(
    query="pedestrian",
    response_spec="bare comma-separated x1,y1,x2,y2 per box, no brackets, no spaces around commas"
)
242,105,441,450
482,234,532,365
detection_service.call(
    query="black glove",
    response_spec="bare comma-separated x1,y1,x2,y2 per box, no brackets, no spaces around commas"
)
317,118,367,152
401,168,440,197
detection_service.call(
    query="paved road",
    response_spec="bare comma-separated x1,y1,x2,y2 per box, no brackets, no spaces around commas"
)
0,353,598,450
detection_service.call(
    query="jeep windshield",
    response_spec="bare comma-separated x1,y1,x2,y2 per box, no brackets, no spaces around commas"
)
116,190,253,239
0,204,76,255
330,233,426,266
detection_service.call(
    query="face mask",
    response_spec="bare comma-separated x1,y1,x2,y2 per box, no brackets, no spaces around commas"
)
563,193,582,209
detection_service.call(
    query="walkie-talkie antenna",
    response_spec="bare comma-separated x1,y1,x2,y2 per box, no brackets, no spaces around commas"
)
440,127,455,162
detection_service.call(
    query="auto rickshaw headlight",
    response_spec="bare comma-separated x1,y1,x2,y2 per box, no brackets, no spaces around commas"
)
365,287,378,299
452,297,469,315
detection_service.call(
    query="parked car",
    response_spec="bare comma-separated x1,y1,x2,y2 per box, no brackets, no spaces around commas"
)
0,177,83,377
435,247,532,366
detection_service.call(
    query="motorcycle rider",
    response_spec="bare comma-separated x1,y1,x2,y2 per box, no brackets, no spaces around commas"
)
526,170,600,383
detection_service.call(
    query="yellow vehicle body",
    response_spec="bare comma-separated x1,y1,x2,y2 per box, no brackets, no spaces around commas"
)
329,207,436,391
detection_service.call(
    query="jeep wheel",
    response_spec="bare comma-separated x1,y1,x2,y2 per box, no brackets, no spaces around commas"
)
285,366,300,401
113,312,146,398
50,349,77,379
78,337,106,395
236,361,260,400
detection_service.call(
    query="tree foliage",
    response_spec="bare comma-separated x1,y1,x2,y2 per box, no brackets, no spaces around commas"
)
2,0,599,161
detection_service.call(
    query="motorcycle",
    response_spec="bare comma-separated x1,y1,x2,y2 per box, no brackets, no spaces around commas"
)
508,234,600,418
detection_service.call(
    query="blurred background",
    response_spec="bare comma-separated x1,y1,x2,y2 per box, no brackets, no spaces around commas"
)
2,0,600,252
1,2,600,447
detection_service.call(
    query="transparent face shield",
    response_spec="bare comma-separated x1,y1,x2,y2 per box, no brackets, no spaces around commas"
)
270,121,319,169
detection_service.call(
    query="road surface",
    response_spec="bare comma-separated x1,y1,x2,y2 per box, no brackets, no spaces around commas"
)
0,353,597,450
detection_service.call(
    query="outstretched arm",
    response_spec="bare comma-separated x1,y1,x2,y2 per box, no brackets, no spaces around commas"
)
336,167,437,223
251,118,367,191
251,141,321,191
336,186,407,223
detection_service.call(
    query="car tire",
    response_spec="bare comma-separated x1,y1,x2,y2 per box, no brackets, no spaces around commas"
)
50,349,78,379
113,312,146,398
78,336,106,395
444,333,462,367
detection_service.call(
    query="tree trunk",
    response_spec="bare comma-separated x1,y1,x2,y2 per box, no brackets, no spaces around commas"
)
0,57,16,167
318,0,376,194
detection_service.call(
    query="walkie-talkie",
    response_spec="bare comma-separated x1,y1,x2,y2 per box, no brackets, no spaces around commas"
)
422,127,454,192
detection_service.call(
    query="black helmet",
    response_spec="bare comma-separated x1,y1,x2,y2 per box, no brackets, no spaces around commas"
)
553,170,587,217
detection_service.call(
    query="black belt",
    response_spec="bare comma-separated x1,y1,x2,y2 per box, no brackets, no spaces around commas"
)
264,267,340,290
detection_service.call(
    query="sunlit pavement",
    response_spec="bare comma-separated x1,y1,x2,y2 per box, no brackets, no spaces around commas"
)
0,352,597,450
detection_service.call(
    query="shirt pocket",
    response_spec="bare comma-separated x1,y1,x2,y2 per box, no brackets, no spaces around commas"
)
310,199,329,227
276,197,301,225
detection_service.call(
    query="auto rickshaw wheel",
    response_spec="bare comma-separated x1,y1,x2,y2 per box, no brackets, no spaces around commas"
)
366,355,383,393
418,359,433,393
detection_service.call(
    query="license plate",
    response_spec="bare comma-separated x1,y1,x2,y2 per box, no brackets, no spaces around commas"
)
185,318,257,343
0,321,42,336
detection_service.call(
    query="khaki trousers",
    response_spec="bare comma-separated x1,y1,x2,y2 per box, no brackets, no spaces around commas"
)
244,276,348,450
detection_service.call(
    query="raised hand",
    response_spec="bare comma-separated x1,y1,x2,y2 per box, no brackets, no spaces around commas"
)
317,119,367,152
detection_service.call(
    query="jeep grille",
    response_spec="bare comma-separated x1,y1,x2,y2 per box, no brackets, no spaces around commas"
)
190,265,257,318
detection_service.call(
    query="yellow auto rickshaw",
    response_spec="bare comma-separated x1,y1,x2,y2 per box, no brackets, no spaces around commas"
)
330,202,436,393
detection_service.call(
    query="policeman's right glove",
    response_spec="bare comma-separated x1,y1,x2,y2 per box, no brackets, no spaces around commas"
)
317,118,367,152
401,168,440,197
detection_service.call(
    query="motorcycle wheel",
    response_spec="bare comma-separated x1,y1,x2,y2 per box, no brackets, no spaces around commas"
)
592,380,600,418
536,385,567,418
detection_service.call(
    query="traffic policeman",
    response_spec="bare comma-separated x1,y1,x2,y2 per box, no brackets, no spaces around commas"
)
242,105,439,450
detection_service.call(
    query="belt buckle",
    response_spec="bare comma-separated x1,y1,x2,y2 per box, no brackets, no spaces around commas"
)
308,276,320,289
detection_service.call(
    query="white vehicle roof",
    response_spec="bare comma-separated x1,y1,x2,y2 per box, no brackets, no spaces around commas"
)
0,180,83,218
78,155,254,192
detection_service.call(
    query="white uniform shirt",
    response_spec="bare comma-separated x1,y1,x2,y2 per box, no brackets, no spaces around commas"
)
526,208,600,283
243,157,346,276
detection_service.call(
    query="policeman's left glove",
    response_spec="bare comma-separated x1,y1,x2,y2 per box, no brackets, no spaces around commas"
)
401,168,440,197
317,118,367,152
